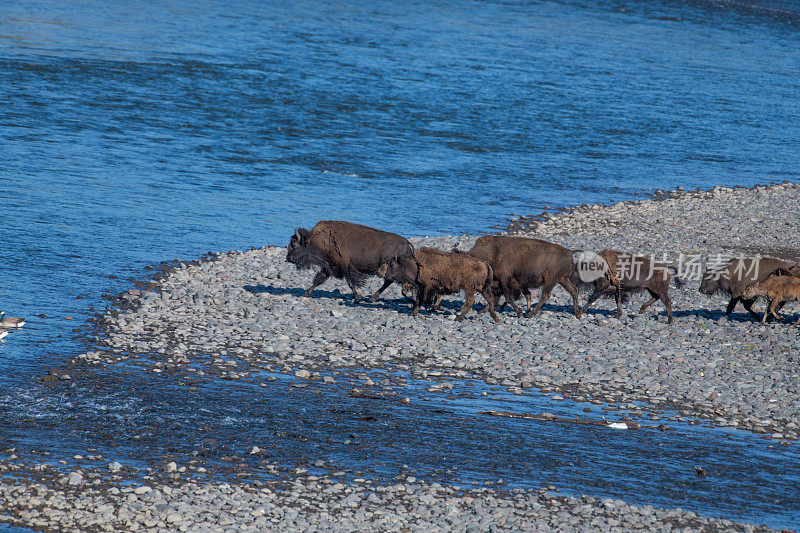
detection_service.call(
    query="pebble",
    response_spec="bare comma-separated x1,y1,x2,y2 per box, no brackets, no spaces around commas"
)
0,465,775,532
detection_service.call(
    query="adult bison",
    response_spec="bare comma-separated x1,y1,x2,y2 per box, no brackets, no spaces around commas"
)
286,221,413,302
466,235,581,318
699,256,794,320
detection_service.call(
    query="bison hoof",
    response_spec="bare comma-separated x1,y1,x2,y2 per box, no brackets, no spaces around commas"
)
302,290,313,298
455,316,465,322
368,294,379,303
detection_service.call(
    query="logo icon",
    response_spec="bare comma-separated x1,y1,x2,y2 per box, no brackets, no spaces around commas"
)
573,251,609,283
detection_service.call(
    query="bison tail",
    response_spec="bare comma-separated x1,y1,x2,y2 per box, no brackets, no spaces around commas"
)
485,264,495,290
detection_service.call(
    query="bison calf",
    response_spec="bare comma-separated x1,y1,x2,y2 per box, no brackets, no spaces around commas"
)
574,250,679,324
377,247,499,323
699,257,794,320
742,275,800,325
286,221,413,302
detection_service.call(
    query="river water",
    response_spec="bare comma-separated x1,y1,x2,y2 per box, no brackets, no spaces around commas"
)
1,0,799,529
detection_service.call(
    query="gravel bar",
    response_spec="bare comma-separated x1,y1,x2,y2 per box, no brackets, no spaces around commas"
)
0,456,775,532
79,182,800,441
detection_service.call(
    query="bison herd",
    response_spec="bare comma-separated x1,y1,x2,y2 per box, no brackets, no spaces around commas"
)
286,220,800,326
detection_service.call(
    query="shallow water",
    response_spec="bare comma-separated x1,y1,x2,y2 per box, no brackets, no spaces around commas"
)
1,0,799,528
2,364,799,529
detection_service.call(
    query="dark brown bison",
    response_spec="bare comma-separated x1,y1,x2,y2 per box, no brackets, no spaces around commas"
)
575,250,681,324
699,256,794,320
466,236,581,318
376,247,499,323
286,221,413,302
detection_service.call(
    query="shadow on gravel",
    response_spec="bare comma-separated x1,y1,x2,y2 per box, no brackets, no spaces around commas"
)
243,284,417,315
244,284,796,325
244,284,305,297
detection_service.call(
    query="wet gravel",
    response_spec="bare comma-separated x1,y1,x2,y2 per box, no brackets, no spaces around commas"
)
3,182,798,531
0,456,775,532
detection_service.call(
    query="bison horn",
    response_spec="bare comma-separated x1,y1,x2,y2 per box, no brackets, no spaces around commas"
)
294,228,301,240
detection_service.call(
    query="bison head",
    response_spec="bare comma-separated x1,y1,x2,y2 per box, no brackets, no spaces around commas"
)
742,283,765,299
377,257,417,284
286,227,312,268
698,268,719,295
376,259,397,280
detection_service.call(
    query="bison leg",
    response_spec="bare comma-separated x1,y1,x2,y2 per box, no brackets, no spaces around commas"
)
579,290,603,316
559,278,582,319
614,286,623,318
480,288,500,323
369,279,394,302
769,299,783,322
724,297,740,316
740,298,763,321
771,300,786,322
504,280,524,318
761,299,773,325
401,283,417,303
479,290,501,315
638,289,659,314
499,289,530,313
525,278,557,318
411,286,423,317
422,288,440,312
303,270,330,297
346,278,362,302
456,291,475,322
662,293,674,324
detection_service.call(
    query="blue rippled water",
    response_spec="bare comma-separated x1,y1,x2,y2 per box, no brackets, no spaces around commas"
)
1,0,799,528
